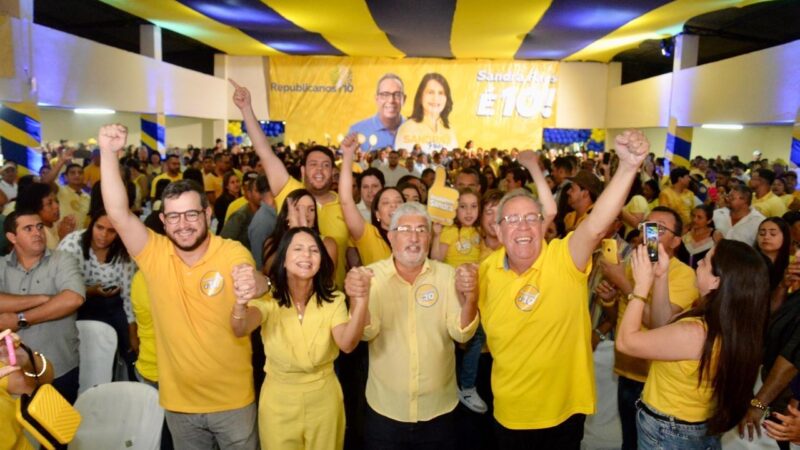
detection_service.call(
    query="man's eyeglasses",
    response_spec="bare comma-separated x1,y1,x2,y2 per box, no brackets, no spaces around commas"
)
391,225,429,234
163,210,204,224
377,91,404,100
498,213,544,227
640,222,680,237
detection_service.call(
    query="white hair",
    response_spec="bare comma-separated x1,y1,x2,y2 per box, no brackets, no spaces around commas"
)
389,202,431,231
496,189,543,224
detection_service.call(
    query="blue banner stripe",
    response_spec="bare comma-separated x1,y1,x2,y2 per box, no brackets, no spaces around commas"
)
0,106,41,142
791,138,800,167
666,133,691,160
178,0,342,55
1,137,44,173
366,0,456,57
141,120,165,145
514,0,669,60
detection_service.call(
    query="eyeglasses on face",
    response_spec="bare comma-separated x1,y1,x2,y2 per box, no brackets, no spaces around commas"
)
163,210,204,224
498,213,544,227
377,91,404,100
390,225,429,234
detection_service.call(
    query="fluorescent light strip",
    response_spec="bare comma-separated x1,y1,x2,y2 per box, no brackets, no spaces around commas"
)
74,108,116,115
701,124,743,130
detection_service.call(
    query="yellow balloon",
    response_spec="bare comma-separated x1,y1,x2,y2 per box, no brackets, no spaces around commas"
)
369,134,378,146
337,134,345,144
357,134,366,144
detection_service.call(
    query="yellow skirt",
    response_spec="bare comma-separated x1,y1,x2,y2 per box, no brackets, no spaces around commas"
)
258,372,345,450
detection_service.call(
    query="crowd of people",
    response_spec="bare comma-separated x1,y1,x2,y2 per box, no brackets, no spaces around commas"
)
1,78,800,450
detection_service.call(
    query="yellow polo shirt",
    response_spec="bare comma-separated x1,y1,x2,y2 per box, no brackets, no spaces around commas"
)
133,229,256,412
439,225,481,268
753,191,788,218
225,196,248,221
362,257,478,423
0,367,34,450
479,234,595,429
84,164,101,187
150,172,182,198
658,187,694,227
57,185,90,230
614,257,699,382
354,223,391,267
131,270,158,382
275,177,348,289
564,206,593,234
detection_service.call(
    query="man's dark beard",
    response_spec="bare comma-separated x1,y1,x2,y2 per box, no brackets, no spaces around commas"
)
168,226,209,252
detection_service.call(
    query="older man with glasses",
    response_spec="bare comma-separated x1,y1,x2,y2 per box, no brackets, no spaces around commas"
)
345,202,478,449
478,131,649,449
348,73,406,151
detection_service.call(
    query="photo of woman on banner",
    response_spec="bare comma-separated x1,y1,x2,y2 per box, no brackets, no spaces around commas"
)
348,73,406,152
395,72,458,155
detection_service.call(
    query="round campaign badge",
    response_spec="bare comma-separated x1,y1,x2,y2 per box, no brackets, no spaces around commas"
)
515,284,540,312
415,284,439,307
200,272,224,297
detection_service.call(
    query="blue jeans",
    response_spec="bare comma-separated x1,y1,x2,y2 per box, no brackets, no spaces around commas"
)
617,376,645,450
636,401,720,450
459,325,485,389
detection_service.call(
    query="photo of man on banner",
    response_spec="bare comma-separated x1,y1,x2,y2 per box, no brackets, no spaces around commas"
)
348,73,406,152
395,72,458,154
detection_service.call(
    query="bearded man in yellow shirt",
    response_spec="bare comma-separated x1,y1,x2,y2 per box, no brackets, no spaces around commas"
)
478,130,648,449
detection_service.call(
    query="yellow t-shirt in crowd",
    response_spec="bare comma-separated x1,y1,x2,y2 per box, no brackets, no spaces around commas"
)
658,187,694,227
642,317,716,422
204,172,223,199
150,172,183,198
57,185,90,230
564,206,593,234
623,195,650,235
84,163,101,188
133,229,256,412
354,223,391,267
225,196,248,221
479,234,595,430
439,225,481,268
249,292,349,383
0,367,35,450
275,177,349,289
752,191,788,218
362,257,478,423
780,194,794,208
614,257,699,382
131,270,158,382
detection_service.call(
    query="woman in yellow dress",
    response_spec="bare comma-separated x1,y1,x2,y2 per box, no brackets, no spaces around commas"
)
231,228,369,450
395,73,457,154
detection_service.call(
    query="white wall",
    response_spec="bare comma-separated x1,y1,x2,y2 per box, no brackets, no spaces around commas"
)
555,62,610,129
39,108,216,148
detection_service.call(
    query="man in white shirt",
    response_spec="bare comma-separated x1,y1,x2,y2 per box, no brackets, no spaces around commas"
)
380,150,409,187
0,162,19,200
713,185,765,246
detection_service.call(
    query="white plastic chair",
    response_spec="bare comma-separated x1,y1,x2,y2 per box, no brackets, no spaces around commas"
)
76,320,117,395
69,382,164,450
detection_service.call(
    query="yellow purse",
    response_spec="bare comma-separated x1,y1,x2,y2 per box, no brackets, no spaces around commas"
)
14,344,81,450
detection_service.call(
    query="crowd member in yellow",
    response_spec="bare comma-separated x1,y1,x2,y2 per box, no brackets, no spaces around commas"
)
228,228,369,450
98,124,259,449
261,189,338,276
596,206,699,450
479,130,648,449
0,330,55,450
658,167,694,231
616,240,769,449
345,202,479,449
149,154,183,198
232,79,349,290
564,170,602,233
479,190,505,261
751,169,788,218
339,134,403,267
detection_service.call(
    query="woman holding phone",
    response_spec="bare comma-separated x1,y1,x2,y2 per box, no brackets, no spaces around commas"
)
230,228,369,450
616,240,769,449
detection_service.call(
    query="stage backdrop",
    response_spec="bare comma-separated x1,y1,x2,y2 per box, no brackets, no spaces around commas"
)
268,56,558,152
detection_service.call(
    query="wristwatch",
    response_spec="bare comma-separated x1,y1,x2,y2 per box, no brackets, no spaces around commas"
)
593,328,607,341
17,312,29,330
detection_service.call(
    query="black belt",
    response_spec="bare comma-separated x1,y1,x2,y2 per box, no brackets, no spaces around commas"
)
637,399,705,426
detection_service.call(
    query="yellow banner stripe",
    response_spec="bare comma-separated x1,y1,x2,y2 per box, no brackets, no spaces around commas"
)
668,117,693,143
0,121,40,148
451,0,552,59
794,108,800,140
141,113,166,126
97,0,283,55
141,133,158,152
566,0,769,62
2,100,41,121
263,0,404,57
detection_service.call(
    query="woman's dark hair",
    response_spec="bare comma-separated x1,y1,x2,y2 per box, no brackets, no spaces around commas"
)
397,182,421,203
80,209,130,264
16,182,53,215
222,171,238,196
482,166,497,190
409,73,453,128
693,204,716,230
370,187,403,246
755,217,791,291
643,179,660,201
625,176,644,204
267,227,335,308
263,189,320,269
682,240,769,434
182,168,204,187
455,188,481,228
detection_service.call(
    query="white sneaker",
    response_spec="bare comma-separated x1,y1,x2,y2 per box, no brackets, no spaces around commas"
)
458,387,488,414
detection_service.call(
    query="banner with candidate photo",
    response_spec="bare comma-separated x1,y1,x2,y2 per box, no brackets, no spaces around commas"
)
268,56,559,152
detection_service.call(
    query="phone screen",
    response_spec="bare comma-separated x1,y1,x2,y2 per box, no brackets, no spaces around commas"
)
644,222,659,262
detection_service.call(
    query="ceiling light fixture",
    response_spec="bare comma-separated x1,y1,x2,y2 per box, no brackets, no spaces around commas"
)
660,38,674,58
701,124,743,130
74,108,115,115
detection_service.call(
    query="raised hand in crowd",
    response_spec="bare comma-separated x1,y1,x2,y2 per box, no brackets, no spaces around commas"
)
345,266,373,301
614,129,650,170
629,243,669,295
57,214,77,239
232,263,260,305
335,266,373,353
455,263,479,328
98,123,128,156
516,149,557,231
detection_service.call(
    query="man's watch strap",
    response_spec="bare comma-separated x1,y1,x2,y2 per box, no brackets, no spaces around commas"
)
17,312,29,329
